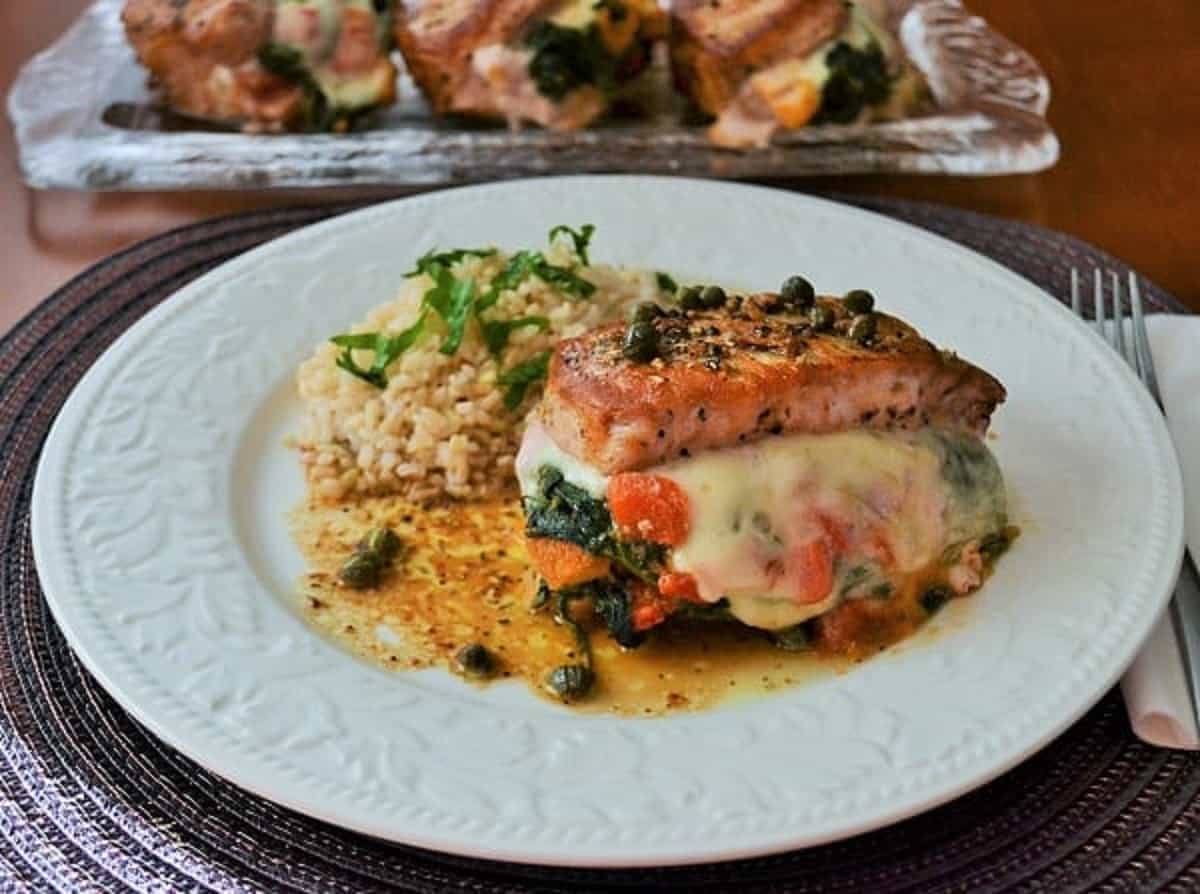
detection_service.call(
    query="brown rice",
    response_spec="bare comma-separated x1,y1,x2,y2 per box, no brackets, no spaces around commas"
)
293,243,658,502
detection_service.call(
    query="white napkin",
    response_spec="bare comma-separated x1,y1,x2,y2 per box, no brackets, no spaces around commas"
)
1120,315,1200,749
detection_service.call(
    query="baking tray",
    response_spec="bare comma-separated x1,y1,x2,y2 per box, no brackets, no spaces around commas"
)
7,0,1058,190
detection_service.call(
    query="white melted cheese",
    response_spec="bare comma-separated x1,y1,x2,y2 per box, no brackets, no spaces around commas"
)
660,430,950,629
517,422,1005,632
516,420,609,498
547,0,601,29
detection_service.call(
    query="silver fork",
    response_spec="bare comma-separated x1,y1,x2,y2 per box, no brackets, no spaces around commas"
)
1073,268,1200,729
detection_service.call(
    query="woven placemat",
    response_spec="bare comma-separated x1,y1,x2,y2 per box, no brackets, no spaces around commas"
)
2,195,1196,892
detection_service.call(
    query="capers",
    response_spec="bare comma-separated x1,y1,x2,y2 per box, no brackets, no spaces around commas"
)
843,289,875,314
809,304,834,332
339,551,383,590
632,302,665,325
780,275,816,311
340,524,402,589
699,285,726,308
622,320,659,363
848,313,877,345
546,663,594,700
454,642,497,679
359,526,401,562
920,585,951,615
678,286,703,311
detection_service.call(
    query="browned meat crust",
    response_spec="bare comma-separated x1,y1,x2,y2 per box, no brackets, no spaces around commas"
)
123,0,396,131
670,0,847,117
539,293,1006,474
394,0,554,115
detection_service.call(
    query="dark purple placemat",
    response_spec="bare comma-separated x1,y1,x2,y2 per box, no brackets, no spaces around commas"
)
2,195,1196,892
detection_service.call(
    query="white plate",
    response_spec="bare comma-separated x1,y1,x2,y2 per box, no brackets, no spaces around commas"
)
32,176,1183,867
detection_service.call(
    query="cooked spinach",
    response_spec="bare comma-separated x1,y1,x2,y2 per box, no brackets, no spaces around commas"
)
813,41,893,125
671,597,734,623
525,21,616,100
655,272,678,294
523,464,666,580
770,623,812,652
256,42,348,131
525,466,613,551
579,578,644,648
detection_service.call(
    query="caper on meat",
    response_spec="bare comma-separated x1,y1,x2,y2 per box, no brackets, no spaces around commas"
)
849,313,877,345
809,304,835,332
546,663,594,699
632,302,665,324
920,585,952,615
622,320,659,363
843,289,875,314
699,285,726,308
780,275,816,311
359,526,401,562
454,642,497,679
339,551,383,590
678,286,703,311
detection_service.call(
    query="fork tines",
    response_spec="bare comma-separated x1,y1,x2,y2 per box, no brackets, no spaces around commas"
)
1071,268,1161,402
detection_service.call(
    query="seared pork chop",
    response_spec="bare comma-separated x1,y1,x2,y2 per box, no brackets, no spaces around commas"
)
539,292,1005,474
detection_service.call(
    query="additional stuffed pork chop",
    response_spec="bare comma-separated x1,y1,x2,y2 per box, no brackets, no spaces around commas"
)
516,281,1012,653
395,0,666,130
122,0,397,132
671,0,928,147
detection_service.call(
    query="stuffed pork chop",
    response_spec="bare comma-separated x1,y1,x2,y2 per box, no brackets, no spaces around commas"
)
122,0,397,132
395,0,666,130
516,280,1012,654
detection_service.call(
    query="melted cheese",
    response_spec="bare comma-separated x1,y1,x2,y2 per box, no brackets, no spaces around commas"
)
516,423,1006,632
548,0,601,29
661,431,950,629
516,419,608,497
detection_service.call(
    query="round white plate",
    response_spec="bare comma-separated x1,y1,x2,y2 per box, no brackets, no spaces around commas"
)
32,176,1183,867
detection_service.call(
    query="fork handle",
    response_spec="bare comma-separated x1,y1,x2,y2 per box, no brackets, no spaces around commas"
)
1169,550,1200,723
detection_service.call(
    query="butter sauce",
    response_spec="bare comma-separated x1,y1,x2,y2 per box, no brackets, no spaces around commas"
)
290,496,854,714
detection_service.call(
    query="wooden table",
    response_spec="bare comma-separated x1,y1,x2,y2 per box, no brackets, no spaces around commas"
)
3,0,1197,334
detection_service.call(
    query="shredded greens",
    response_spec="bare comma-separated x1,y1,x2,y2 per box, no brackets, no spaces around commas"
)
549,224,595,265
328,226,597,404
498,350,552,410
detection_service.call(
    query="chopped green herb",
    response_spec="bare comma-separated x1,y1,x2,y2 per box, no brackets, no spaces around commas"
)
499,350,552,410
528,255,597,298
405,248,496,278
331,316,427,388
437,277,478,356
548,224,595,265
481,315,550,358
655,272,678,294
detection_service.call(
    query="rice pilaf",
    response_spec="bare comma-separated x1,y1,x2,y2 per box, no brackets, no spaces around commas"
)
294,234,658,502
